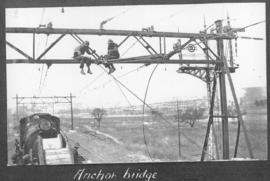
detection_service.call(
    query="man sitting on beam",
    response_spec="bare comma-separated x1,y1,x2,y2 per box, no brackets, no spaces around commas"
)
73,41,93,75
102,39,118,74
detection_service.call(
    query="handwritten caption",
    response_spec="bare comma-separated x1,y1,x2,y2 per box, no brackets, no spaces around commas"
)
74,168,158,181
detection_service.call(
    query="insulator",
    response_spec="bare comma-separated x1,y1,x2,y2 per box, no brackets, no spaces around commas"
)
235,38,238,57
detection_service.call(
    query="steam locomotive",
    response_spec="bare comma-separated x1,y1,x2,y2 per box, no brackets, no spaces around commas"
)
12,113,76,165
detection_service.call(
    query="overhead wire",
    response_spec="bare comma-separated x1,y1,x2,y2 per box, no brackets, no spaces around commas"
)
236,20,265,32
37,8,46,96
149,6,192,28
121,41,138,57
80,64,146,95
73,12,202,157
38,34,50,95
113,81,133,107
77,71,106,96
100,7,134,29
137,8,199,159
141,64,159,161
72,33,135,108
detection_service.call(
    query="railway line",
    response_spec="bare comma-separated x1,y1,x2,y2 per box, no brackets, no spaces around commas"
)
68,137,107,163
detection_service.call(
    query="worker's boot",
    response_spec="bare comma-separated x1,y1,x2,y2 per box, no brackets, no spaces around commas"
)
108,67,113,74
176,68,182,73
108,65,115,74
80,68,86,75
87,68,93,74
111,66,116,74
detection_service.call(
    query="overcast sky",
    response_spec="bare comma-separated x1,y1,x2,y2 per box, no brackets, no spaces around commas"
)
5,3,266,110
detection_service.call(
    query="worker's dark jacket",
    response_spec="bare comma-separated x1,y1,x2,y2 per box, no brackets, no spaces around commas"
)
107,42,119,59
74,45,91,57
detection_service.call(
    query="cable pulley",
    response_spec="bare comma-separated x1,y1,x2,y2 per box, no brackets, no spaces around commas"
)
186,44,196,52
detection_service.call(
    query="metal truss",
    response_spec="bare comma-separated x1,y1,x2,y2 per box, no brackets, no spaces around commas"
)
176,66,215,83
14,94,75,129
5,26,236,66
6,23,253,160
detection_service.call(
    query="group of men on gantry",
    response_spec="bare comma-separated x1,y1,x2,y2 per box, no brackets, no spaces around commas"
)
73,39,119,75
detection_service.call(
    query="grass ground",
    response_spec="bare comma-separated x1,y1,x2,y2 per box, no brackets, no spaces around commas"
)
60,105,267,162
7,104,267,165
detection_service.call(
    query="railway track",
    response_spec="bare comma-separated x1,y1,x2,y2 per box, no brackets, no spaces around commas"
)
68,136,107,163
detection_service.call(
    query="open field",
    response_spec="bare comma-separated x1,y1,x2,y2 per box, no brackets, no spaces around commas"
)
7,105,267,165
59,105,267,163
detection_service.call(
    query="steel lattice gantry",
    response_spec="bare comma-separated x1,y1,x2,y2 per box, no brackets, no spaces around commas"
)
6,23,253,161
5,26,234,65
14,94,75,130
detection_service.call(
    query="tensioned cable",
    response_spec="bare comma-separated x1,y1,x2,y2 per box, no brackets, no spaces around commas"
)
82,64,146,95
106,8,133,22
100,8,134,29
107,64,202,148
37,9,46,96
113,80,133,107
77,71,106,96
149,6,194,28
38,35,50,95
236,20,265,32
74,52,146,98
72,34,134,108
121,41,138,57
141,64,159,161
73,33,201,151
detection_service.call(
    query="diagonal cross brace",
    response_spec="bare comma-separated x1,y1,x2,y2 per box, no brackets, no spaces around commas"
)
71,34,100,59
199,40,220,60
139,36,158,54
133,36,158,55
118,35,130,48
37,34,66,60
201,74,217,161
193,39,215,61
6,41,33,60
166,38,194,59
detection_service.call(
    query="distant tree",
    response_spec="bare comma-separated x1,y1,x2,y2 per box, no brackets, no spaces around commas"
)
91,108,106,129
151,109,163,118
243,87,266,106
227,104,246,117
227,105,237,116
180,107,206,127
255,100,260,107
13,125,20,133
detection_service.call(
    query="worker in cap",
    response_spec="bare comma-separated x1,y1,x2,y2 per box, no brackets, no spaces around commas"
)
104,39,119,74
74,142,80,148
83,41,89,46
73,40,93,75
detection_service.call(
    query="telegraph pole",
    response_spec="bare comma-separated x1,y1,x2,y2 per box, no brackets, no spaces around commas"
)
16,94,19,121
70,93,74,130
176,100,181,159
215,20,229,159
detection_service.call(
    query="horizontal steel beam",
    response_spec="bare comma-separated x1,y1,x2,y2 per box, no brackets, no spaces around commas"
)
18,102,70,104
178,67,215,70
6,27,235,40
13,96,75,99
6,59,220,65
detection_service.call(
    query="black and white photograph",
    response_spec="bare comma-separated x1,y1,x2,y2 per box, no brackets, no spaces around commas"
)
4,2,267,169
